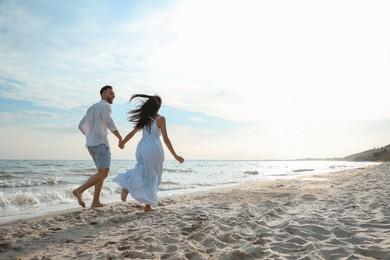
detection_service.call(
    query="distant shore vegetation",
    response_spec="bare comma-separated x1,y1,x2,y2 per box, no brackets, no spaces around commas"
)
344,145,390,162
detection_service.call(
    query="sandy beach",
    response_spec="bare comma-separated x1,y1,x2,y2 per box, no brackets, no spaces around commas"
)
1,163,389,259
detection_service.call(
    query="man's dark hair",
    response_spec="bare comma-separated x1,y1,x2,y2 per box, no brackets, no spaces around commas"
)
100,85,113,96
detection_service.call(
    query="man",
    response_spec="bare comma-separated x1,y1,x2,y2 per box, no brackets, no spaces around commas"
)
73,85,122,208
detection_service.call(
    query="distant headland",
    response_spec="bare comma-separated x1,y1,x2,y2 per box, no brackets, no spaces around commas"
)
297,144,390,162
342,144,390,162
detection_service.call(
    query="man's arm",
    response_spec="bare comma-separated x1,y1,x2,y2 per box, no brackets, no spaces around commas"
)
101,106,122,141
101,106,117,132
78,116,87,135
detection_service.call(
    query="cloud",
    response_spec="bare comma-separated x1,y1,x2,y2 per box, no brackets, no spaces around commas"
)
155,0,390,123
33,123,78,133
0,0,390,160
0,112,14,121
0,110,72,120
190,117,206,123
0,1,179,109
1,0,389,126
21,111,64,119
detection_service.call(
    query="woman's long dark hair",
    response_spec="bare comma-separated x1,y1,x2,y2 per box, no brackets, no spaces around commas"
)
128,94,162,132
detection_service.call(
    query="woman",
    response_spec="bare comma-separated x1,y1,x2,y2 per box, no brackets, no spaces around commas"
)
113,94,184,212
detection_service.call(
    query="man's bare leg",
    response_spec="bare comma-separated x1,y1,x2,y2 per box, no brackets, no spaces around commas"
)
72,173,101,208
121,189,129,202
73,168,108,208
72,190,86,208
91,180,105,208
91,168,109,208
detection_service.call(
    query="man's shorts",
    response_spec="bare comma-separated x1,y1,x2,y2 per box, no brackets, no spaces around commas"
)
87,143,111,169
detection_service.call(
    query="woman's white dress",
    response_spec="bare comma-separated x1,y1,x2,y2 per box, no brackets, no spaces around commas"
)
113,118,164,207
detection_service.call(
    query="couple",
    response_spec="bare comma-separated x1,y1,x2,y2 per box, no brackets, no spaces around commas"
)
72,85,184,212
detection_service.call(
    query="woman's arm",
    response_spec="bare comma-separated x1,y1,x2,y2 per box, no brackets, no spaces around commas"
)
119,127,139,149
157,116,184,163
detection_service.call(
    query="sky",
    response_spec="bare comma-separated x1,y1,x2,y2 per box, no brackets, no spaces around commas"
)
0,0,389,160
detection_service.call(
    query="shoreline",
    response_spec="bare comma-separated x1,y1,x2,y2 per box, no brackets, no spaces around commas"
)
0,160,378,227
0,165,362,227
1,163,389,259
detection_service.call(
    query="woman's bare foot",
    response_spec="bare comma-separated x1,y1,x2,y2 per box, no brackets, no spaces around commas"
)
144,204,156,212
72,190,86,208
121,189,129,202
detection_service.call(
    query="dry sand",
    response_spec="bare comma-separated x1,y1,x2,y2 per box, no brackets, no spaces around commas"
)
0,163,389,259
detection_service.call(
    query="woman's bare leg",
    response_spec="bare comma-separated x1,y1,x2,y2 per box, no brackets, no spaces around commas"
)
121,189,129,202
144,204,156,212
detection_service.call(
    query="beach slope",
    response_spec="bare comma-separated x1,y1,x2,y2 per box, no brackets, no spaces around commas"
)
1,163,389,259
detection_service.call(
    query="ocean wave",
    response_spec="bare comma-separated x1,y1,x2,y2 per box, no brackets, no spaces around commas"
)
0,189,74,207
160,180,179,185
71,167,97,172
69,173,96,178
0,177,65,188
0,170,34,175
243,170,260,175
0,174,15,180
163,168,195,173
329,165,349,169
69,168,98,176
159,185,195,191
293,169,314,173
33,163,55,167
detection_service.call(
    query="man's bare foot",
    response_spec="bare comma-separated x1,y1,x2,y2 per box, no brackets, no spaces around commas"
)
121,189,129,202
91,202,106,208
72,190,86,208
144,205,156,212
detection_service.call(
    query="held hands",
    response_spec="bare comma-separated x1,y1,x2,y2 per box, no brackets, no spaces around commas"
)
118,140,125,149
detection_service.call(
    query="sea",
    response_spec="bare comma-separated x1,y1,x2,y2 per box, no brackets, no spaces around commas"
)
0,159,379,225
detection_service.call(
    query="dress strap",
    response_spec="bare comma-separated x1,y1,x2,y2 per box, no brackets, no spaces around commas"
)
148,115,161,127
149,115,161,121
